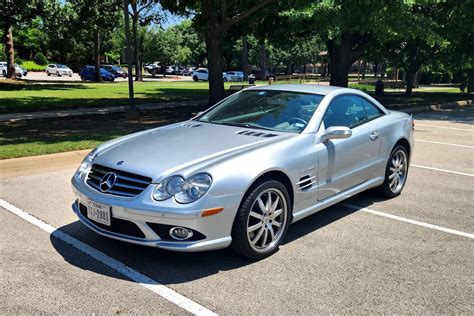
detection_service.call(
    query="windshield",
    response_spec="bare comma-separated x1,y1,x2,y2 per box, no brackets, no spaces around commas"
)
198,90,324,133
57,64,68,69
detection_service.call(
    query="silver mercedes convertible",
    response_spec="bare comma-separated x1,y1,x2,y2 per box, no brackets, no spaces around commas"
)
71,84,414,259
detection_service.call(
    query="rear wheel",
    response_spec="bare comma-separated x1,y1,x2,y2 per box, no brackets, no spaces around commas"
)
377,145,409,198
232,180,290,260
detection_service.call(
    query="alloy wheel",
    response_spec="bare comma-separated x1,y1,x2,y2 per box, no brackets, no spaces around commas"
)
388,149,407,194
246,188,288,253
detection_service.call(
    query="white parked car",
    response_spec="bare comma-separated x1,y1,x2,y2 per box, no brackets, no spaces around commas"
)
192,68,209,81
223,71,244,82
46,64,73,77
0,61,7,76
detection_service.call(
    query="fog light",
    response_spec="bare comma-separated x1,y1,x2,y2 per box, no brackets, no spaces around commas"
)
169,227,193,240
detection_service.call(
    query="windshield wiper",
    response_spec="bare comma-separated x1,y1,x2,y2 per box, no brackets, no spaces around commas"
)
210,121,274,131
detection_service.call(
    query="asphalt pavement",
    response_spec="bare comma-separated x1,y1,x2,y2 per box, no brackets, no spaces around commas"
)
0,106,473,314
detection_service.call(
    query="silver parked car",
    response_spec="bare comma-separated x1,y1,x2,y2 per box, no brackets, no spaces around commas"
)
46,64,73,77
71,84,414,259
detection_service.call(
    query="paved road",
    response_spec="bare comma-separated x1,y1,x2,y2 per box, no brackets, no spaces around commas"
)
1,107,473,314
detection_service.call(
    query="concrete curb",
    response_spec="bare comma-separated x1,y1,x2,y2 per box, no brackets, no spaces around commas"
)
398,99,473,114
0,99,208,122
0,149,90,178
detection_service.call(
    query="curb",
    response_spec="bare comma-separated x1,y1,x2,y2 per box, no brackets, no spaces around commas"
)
398,99,473,114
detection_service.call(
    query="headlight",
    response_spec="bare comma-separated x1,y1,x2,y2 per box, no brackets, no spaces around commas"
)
76,148,97,175
152,173,212,204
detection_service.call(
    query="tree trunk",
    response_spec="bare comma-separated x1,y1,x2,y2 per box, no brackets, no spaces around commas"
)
259,39,266,77
405,68,416,96
242,35,248,80
206,32,225,105
327,37,354,87
468,69,474,93
94,29,102,82
132,14,142,81
4,25,15,78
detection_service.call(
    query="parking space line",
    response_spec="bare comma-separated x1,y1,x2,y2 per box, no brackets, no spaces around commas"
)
0,198,217,316
343,203,474,239
415,124,473,132
415,139,474,149
411,164,474,177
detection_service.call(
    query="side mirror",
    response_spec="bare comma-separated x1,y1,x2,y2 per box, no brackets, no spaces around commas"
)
321,126,352,142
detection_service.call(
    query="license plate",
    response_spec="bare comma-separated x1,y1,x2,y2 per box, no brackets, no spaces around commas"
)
87,200,111,226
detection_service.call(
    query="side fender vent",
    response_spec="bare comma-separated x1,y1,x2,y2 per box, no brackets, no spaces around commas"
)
236,130,277,138
298,175,316,191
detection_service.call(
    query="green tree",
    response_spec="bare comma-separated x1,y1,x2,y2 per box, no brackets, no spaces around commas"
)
128,0,161,80
143,25,191,67
0,0,42,78
286,0,403,87
69,0,122,81
162,0,275,105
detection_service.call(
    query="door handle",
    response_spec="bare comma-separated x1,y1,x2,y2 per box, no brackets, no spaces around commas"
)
370,131,380,141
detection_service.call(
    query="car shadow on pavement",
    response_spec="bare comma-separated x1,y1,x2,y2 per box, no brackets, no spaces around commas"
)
50,195,375,285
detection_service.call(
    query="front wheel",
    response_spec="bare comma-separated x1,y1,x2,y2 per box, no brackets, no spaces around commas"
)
193,75,198,82
231,180,291,260
377,145,409,198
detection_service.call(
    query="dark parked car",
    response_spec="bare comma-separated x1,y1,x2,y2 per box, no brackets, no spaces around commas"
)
79,66,115,82
101,65,127,78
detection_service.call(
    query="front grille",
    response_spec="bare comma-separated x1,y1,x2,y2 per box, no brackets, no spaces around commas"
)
79,203,145,238
86,164,152,197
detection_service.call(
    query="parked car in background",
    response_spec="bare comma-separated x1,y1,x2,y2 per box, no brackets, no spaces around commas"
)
0,62,7,76
15,64,28,77
46,64,73,77
192,68,209,81
223,71,244,82
101,65,127,78
79,65,115,82
182,67,196,76
251,69,275,80
144,63,159,74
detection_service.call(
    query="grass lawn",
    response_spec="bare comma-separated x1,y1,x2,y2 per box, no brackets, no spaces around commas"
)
1,79,472,159
0,80,214,114
0,105,207,159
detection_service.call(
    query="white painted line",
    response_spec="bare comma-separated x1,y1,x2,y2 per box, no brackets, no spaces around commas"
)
343,203,474,239
416,139,474,149
0,198,217,316
416,124,473,132
411,164,474,177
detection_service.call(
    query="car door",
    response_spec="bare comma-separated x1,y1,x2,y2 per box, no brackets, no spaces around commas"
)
317,94,383,201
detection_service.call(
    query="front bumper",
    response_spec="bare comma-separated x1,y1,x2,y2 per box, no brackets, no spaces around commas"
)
71,172,242,252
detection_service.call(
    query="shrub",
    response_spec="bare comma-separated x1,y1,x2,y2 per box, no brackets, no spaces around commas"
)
20,61,47,71
34,52,48,65
14,57,25,65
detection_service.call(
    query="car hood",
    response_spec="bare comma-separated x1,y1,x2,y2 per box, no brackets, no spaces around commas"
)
93,121,293,182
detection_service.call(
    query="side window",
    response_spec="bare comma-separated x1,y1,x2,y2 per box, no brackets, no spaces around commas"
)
323,95,367,129
362,98,384,120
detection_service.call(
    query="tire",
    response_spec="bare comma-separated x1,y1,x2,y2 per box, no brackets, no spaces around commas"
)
56,71,61,77
193,75,198,82
376,145,409,198
231,180,291,260
47,72,51,76
224,77,228,82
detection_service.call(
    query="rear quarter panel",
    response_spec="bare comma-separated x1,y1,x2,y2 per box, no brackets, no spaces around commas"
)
375,110,414,178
